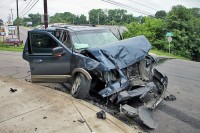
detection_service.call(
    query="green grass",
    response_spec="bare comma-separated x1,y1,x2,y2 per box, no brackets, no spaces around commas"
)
0,44,24,52
150,49,190,60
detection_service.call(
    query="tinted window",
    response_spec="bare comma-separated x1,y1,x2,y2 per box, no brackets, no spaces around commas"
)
30,33,58,54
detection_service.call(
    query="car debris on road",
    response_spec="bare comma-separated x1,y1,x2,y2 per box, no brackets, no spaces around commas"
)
10,88,17,92
164,95,176,101
22,25,168,128
96,110,106,119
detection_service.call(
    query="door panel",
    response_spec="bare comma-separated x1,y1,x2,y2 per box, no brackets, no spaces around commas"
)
27,31,71,82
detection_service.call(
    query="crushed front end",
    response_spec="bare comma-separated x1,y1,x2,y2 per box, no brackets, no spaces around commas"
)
97,56,168,108
84,35,168,128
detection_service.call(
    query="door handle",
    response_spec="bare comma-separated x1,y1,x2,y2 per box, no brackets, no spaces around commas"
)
33,59,42,63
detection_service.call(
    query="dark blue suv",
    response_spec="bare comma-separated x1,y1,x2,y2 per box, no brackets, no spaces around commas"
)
23,25,168,128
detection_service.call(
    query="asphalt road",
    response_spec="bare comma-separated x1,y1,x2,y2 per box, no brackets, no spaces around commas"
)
154,59,200,133
0,51,199,133
19,26,31,43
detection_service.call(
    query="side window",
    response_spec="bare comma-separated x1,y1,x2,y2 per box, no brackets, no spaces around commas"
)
30,33,58,54
61,31,72,49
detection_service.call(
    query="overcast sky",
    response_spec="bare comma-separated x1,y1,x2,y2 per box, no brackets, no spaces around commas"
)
0,0,200,22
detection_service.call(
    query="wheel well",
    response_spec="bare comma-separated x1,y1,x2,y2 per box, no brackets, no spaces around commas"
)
71,68,92,80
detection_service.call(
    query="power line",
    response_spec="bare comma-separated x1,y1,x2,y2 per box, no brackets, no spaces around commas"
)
20,0,39,17
128,0,158,11
10,9,14,22
19,0,33,14
101,0,153,15
101,0,154,16
19,0,35,16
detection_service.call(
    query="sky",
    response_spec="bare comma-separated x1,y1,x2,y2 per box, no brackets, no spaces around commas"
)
0,0,200,22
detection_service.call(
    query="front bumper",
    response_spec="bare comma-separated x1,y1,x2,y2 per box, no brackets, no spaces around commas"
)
98,68,168,109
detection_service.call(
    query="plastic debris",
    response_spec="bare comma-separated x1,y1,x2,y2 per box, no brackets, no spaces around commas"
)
96,110,106,119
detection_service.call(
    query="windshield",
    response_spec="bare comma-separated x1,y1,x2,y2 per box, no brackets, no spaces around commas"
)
72,30,119,50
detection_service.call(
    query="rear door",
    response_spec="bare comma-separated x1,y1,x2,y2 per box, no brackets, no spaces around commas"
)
27,31,72,82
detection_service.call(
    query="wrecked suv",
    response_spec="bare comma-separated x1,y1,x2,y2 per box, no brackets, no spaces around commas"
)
23,25,168,128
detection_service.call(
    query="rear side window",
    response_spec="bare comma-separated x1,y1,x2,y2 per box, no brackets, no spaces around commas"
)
30,33,58,54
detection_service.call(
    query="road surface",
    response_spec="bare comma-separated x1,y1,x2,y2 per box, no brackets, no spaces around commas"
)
0,51,199,133
19,26,30,43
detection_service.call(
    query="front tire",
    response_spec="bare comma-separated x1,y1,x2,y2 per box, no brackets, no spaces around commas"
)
14,44,18,47
71,73,91,99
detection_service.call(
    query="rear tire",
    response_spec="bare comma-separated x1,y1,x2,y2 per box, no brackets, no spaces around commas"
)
71,73,91,99
14,44,18,47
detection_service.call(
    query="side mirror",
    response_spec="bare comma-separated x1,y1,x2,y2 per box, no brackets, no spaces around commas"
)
52,47,65,57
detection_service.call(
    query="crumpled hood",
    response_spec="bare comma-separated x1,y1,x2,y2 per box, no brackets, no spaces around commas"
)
86,35,151,69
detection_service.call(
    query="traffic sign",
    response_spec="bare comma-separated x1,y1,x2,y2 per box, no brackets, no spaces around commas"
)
0,32,6,36
166,32,173,37
167,36,172,43
8,25,16,30
167,36,173,53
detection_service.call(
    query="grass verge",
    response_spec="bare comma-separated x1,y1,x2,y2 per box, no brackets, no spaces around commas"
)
0,44,24,52
150,49,189,60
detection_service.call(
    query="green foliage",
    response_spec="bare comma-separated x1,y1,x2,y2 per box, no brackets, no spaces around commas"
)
50,12,88,24
0,44,24,52
165,5,200,61
155,10,167,19
89,9,136,25
13,18,23,25
124,17,166,49
51,12,76,24
74,14,88,25
0,19,3,26
13,13,41,26
124,5,200,61
1,44,10,48
89,9,107,25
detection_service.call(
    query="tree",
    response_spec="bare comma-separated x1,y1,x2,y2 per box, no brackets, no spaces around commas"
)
107,9,127,24
89,9,107,25
155,10,167,19
13,18,23,25
50,13,65,23
165,5,200,61
0,19,3,26
123,17,166,49
74,14,87,25
28,13,41,26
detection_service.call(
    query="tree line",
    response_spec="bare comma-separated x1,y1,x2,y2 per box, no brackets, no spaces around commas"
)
14,9,138,26
124,5,200,61
13,6,200,61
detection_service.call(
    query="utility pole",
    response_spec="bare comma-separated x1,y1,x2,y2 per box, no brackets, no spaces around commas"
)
43,0,48,29
10,9,14,23
16,0,20,39
97,12,99,25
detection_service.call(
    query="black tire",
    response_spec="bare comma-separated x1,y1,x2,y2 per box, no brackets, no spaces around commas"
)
14,43,18,47
71,73,91,99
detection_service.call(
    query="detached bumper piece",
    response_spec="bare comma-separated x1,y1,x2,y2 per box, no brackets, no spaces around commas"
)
120,69,168,129
121,104,158,129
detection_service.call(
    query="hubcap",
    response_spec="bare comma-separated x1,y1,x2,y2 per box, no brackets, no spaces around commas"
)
71,76,81,95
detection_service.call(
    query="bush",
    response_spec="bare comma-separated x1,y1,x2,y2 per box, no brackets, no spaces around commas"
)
1,44,10,48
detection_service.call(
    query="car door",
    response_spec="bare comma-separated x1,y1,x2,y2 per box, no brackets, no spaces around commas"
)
27,31,72,82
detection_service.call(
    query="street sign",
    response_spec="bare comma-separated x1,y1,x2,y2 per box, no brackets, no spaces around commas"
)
8,25,16,30
167,36,173,53
167,36,172,43
0,32,6,36
166,32,173,37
